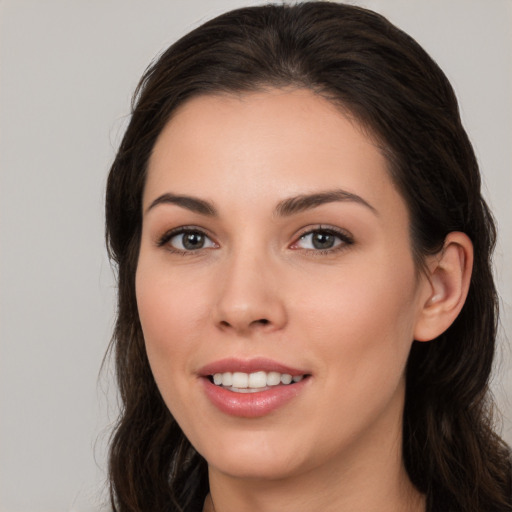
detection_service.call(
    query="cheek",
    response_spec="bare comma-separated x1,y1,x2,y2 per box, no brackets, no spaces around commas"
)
135,263,211,388
292,275,417,450
293,256,420,390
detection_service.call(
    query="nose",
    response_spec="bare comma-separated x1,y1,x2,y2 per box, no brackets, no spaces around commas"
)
213,250,287,336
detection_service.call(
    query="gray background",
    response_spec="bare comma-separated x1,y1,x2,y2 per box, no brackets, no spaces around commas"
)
1,1,510,510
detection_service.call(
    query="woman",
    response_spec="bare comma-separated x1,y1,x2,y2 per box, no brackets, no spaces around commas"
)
105,2,512,511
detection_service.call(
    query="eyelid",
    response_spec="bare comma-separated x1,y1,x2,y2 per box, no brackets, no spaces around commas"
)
289,225,354,252
155,224,353,255
156,225,218,253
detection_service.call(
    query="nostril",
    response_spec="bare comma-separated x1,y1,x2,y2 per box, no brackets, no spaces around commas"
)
216,317,275,331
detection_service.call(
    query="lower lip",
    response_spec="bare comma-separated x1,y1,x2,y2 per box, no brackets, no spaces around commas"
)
202,377,309,418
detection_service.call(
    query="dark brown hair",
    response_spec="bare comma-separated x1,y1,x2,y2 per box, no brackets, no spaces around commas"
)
105,3,511,511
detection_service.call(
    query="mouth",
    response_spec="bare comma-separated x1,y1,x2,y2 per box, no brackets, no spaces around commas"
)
199,358,311,417
207,371,308,393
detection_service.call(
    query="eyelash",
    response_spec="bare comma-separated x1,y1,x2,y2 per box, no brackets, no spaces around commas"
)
157,226,217,255
156,225,354,256
291,226,354,256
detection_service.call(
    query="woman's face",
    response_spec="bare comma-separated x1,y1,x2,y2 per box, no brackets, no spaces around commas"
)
136,89,432,481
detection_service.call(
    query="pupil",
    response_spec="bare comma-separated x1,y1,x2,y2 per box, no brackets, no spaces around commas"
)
312,232,334,249
183,232,204,250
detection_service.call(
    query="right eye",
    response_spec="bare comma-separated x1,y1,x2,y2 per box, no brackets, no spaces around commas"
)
159,228,217,252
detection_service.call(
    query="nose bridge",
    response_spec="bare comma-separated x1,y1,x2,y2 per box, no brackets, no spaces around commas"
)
214,238,286,333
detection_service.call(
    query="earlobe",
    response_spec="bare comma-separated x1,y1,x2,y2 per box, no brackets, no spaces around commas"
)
414,232,473,342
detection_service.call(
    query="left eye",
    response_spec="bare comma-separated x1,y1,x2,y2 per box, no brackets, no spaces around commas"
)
168,230,216,251
294,229,347,250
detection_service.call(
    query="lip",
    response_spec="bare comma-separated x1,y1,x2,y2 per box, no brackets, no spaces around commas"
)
198,357,308,377
198,357,311,418
202,376,309,418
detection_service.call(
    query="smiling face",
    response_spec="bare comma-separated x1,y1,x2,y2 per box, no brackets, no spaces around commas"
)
136,89,432,484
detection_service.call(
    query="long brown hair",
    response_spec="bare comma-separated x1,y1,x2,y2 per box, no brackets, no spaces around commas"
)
105,3,511,511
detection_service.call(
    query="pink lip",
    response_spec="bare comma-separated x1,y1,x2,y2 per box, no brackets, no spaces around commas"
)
202,377,309,418
198,357,307,377
198,357,311,418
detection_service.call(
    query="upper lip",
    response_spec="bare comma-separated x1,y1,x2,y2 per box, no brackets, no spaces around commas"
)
198,357,309,377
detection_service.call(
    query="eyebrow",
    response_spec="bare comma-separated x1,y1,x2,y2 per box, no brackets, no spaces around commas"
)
274,189,378,217
146,193,217,216
145,188,377,217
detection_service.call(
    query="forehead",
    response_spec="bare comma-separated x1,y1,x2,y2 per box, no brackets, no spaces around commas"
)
145,88,405,220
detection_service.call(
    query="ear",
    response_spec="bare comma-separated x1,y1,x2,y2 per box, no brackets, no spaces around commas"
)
414,232,473,342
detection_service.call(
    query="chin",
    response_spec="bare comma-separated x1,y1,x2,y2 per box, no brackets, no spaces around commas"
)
209,455,302,481
199,431,307,480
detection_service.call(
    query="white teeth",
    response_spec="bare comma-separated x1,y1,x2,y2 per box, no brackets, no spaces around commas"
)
266,371,281,386
231,372,249,388
211,371,306,389
222,372,232,386
248,371,267,388
280,374,293,385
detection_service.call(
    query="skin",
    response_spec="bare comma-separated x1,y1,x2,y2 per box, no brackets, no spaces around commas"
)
135,88,455,511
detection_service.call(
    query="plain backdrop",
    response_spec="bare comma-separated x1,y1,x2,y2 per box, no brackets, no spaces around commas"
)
0,1,510,510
